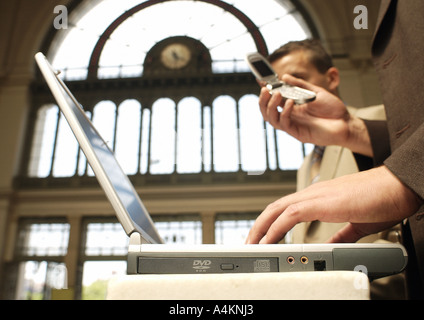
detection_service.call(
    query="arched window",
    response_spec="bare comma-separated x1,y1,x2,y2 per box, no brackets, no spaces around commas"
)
51,0,312,79
26,0,315,185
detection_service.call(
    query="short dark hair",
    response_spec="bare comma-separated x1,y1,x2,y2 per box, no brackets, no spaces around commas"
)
268,39,334,74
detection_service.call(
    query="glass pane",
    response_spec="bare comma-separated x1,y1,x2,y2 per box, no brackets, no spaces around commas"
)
91,101,117,151
176,97,202,174
51,0,143,72
82,261,127,300
15,261,68,300
212,96,239,172
84,223,129,256
52,113,79,177
115,100,141,175
238,95,267,174
150,98,176,174
51,25,95,76
28,105,58,177
202,106,212,172
266,122,278,170
215,215,256,245
276,131,304,170
17,222,70,257
77,110,92,176
154,218,202,245
139,108,151,174
84,101,117,176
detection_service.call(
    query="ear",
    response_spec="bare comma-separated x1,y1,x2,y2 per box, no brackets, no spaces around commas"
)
326,67,340,93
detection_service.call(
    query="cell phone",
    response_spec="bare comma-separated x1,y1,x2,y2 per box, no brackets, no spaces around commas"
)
246,52,316,104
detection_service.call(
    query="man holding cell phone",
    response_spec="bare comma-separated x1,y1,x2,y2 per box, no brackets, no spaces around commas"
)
247,1,424,299
257,40,387,244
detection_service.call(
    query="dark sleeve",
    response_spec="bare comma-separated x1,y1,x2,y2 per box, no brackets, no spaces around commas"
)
353,119,391,171
384,122,424,201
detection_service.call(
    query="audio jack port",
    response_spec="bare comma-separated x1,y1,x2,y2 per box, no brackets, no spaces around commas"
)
300,256,309,264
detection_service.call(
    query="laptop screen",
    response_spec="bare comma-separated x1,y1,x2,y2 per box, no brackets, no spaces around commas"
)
35,53,163,244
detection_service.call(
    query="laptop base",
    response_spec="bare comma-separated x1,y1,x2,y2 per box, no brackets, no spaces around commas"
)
128,233,407,280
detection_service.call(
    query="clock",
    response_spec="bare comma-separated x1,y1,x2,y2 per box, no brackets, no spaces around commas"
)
160,43,192,69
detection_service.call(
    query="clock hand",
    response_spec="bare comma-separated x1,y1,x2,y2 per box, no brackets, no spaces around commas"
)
172,51,181,61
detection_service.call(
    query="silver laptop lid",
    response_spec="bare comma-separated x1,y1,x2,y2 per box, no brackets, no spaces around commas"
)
35,52,163,244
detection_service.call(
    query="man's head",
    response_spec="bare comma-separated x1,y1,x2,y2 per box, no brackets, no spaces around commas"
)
268,39,340,96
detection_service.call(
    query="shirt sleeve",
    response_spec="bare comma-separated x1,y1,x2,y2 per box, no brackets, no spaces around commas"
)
363,119,391,166
353,119,390,171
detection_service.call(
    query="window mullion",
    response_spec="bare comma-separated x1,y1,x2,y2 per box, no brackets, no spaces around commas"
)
174,101,178,174
200,105,205,173
210,103,215,173
146,106,153,174
136,103,144,174
263,120,270,170
235,98,242,172
48,108,62,177
112,102,119,152
273,128,280,169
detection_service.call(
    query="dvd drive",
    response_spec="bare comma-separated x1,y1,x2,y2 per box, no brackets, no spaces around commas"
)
137,257,279,274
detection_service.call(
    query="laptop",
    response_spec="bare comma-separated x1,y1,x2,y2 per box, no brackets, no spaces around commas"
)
35,52,407,280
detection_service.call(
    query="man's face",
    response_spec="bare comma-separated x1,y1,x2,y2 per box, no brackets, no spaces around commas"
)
271,50,337,95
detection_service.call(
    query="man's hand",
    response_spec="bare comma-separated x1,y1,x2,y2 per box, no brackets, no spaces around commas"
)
246,166,422,244
259,74,373,157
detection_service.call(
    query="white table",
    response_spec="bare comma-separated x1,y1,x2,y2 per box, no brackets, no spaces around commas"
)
106,271,370,300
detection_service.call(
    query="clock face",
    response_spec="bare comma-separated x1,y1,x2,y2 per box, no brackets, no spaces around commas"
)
160,43,192,69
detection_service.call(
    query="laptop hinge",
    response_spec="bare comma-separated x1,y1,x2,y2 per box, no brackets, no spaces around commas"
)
128,232,147,252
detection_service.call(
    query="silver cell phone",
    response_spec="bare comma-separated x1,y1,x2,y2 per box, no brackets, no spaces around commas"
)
246,52,316,104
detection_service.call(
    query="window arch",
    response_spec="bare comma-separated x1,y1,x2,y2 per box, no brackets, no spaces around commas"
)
26,0,315,185
49,0,313,79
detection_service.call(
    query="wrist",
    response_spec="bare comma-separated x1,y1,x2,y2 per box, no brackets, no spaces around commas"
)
344,115,373,157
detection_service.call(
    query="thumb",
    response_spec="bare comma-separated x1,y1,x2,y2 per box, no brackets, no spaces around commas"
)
326,221,400,243
326,224,366,243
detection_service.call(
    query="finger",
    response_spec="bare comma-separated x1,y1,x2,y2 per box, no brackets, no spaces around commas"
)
281,74,320,92
248,194,325,244
246,202,282,244
266,92,284,129
258,199,324,244
279,98,295,133
256,79,267,87
258,87,272,121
